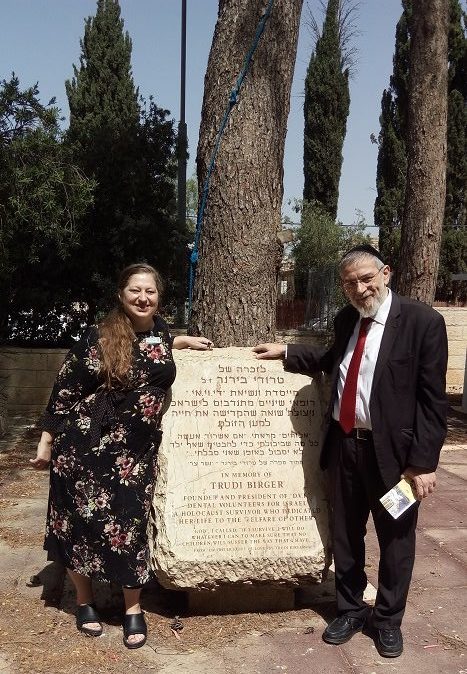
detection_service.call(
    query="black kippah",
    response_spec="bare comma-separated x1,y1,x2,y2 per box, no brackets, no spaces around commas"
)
341,243,385,263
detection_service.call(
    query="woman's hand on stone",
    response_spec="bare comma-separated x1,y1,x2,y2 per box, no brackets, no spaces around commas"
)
173,335,214,350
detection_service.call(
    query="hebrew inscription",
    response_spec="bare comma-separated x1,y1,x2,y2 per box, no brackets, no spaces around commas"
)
150,347,330,589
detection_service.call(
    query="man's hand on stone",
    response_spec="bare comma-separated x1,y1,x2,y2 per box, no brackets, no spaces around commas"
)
252,343,286,359
403,467,437,500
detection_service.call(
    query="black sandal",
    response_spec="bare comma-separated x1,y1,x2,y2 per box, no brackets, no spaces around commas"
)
76,603,103,637
123,612,147,649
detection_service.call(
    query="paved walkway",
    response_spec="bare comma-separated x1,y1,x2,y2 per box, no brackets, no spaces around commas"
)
0,408,465,674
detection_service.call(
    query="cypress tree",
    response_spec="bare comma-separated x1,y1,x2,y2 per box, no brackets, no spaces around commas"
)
375,0,466,298
303,0,350,220
439,2,467,300
65,0,181,316
445,0,466,229
374,2,411,267
66,0,140,215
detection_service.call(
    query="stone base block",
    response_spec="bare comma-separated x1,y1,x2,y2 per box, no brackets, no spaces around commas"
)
188,584,295,615
296,579,336,606
296,570,377,608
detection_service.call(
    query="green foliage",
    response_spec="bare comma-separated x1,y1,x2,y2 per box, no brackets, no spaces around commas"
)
340,209,373,252
374,90,406,269
445,90,466,229
303,0,351,219
374,3,411,266
0,75,95,341
437,226,467,303
0,74,57,142
375,0,467,300
293,201,371,270
66,0,140,209
3,1,188,344
62,0,186,321
292,200,371,304
186,174,198,232
4,130,93,261
294,201,341,274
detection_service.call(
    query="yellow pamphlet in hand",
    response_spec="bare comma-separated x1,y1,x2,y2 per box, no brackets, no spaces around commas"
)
380,478,417,519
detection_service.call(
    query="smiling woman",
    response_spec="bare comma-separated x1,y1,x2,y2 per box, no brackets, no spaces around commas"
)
98,264,165,390
30,262,213,649
119,269,161,329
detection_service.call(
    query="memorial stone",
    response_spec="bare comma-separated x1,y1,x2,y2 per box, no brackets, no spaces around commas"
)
149,348,330,598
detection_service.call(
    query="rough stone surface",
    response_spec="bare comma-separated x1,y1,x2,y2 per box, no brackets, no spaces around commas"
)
149,347,331,590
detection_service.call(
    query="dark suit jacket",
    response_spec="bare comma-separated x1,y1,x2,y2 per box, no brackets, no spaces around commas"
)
285,292,448,489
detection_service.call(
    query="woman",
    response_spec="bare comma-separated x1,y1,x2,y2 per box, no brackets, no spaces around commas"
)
31,263,212,649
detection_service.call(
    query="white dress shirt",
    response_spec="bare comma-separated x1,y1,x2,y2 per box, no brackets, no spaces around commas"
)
332,289,393,429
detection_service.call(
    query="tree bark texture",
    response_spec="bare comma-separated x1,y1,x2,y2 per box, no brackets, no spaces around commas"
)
0,375,7,437
190,0,303,345
396,0,449,303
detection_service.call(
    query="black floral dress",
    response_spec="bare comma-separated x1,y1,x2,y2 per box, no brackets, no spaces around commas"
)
41,316,175,586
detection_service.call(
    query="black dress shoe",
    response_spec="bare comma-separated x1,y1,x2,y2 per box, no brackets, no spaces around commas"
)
322,614,366,645
375,626,403,657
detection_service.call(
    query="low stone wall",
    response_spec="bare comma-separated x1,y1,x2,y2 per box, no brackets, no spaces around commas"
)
436,307,467,394
0,306,465,416
0,348,68,417
281,307,466,395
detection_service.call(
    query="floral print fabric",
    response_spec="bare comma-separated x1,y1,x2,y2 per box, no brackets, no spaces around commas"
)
41,316,175,586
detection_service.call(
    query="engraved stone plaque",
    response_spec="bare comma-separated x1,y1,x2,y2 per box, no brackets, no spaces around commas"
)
149,347,330,589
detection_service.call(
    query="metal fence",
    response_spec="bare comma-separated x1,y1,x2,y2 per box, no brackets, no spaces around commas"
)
277,263,340,332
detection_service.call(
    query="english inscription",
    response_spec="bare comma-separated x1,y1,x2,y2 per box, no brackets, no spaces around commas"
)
150,348,329,588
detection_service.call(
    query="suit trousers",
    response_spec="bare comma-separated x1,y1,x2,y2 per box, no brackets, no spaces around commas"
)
326,421,419,627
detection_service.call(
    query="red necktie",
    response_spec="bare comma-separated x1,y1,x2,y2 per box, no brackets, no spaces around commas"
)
339,317,372,434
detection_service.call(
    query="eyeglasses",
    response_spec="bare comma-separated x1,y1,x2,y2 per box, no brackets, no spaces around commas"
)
341,267,385,291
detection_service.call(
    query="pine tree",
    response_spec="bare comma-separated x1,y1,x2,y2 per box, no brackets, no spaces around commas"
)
65,0,181,316
303,0,351,220
190,0,303,345
397,0,449,303
376,0,466,299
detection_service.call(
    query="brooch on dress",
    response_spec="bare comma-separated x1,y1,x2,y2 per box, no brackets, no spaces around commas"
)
145,335,162,345
144,330,162,345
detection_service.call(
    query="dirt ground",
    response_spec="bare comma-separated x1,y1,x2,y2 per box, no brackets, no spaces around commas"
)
0,395,465,674
0,423,326,674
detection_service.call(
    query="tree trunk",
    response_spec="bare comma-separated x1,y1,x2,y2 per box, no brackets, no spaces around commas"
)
0,373,8,437
189,0,303,345
396,0,449,303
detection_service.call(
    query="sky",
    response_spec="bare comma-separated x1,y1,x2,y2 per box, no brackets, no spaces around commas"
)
0,0,404,228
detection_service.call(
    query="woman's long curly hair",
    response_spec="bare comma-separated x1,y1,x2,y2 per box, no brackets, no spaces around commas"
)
98,263,164,389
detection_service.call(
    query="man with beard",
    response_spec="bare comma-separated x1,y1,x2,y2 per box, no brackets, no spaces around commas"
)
253,244,448,658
